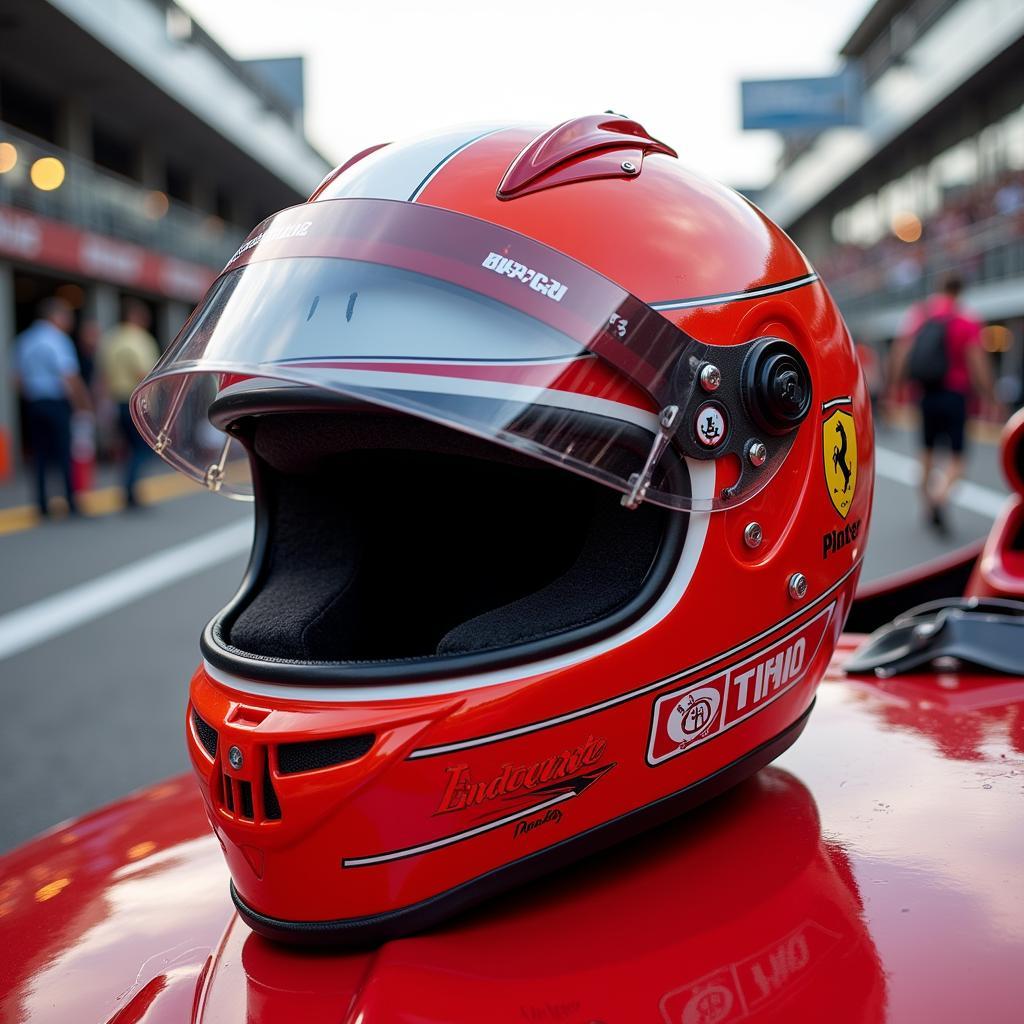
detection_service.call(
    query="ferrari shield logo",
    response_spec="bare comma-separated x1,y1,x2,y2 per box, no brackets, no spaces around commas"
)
823,410,857,518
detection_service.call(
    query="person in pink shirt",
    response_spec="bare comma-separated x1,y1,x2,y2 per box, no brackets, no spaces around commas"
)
891,276,999,532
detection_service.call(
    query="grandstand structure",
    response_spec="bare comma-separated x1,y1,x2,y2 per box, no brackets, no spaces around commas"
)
0,0,331,476
757,0,1024,399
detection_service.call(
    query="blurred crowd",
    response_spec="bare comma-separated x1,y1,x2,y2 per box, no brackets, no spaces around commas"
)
819,169,1024,295
12,296,159,518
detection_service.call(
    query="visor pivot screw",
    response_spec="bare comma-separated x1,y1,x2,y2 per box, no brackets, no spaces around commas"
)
228,746,243,770
748,440,768,467
743,522,763,549
620,160,639,174
788,573,808,601
699,363,722,392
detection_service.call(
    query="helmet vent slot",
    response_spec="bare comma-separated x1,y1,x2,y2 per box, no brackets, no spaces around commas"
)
263,757,282,820
277,734,375,774
223,773,235,812
192,708,218,758
238,780,254,820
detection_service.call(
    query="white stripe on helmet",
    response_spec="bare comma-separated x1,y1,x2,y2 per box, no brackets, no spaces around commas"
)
321,125,512,203
231,366,658,432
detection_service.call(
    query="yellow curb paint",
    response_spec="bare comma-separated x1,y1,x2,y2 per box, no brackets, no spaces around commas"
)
0,507,38,536
0,472,203,537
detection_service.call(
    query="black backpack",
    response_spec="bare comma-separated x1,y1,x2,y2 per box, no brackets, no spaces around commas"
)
907,315,949,389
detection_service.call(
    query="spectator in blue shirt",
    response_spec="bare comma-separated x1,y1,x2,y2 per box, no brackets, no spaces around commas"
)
13,297,92,517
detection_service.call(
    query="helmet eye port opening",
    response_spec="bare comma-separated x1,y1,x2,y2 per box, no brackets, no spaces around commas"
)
201,403,689,684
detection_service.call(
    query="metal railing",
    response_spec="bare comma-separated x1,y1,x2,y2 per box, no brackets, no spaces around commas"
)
824,212,1024,317
0,122,245,268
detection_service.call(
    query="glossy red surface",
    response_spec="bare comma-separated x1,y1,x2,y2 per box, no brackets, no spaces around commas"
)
2,642,1022,1023
1000,406,1024,496
968,408,1023,598
969,497,1024,598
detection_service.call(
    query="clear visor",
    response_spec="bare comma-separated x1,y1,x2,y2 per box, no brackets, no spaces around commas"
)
133,199,783,510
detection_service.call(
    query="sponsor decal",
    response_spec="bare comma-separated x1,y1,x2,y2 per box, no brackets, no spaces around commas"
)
80,234,143,282
0,207,42,258
695,403,727,448
0,203,213,301
436,735,607,814
519,1001,581,1022
822,518,861,559
820,394,852,413
647,605,833,766
513,807,563,839
607,312,629,338
822,408,857,518
666,686,722,746
481,251,568,301
342,762,612,867
659,920,842,1024
227,219,312,267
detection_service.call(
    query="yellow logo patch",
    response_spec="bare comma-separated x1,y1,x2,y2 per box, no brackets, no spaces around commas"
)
823,410,857,518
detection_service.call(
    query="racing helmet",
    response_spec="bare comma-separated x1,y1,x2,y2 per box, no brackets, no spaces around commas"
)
133,115,873,945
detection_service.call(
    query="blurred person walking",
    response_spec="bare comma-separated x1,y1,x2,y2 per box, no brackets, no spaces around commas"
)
890,275,1000,533
13,296,92,517
99,300,160,509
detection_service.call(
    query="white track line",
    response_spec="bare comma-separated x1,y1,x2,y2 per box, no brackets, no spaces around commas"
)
874,445,1006,519
0,519,252,662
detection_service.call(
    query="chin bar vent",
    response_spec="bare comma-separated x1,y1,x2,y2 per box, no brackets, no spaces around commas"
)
208,731,373,825
192,709,218,758
262,757,281,820
220,763,281,823
277,734,375,774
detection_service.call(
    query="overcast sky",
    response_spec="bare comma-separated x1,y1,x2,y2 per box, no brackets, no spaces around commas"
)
181,0,870,188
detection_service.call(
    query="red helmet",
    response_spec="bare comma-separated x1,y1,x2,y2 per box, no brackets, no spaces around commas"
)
133,115,873,944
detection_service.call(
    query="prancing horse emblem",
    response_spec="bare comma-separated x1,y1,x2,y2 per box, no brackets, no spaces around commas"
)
822,409,857,518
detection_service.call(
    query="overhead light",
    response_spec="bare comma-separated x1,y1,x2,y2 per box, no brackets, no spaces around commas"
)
144,190,170,219
166,7,193,42
30,156,65,191
982,325,1011,353
891,211,922,243
0,142,17,174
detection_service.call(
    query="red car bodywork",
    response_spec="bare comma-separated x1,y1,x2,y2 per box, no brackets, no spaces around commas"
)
1,637,1021,1023
3,273,1023,1024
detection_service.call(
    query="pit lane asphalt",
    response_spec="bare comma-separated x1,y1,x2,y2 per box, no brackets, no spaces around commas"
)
0,422,1009,853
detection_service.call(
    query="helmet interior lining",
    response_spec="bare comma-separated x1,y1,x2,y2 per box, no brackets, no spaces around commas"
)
211,409,683,672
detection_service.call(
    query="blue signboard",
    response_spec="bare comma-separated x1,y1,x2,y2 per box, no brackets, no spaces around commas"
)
243,57,306,123
741,68,862,133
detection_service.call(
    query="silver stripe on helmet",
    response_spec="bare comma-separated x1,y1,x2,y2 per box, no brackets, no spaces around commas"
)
650,273,819,311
